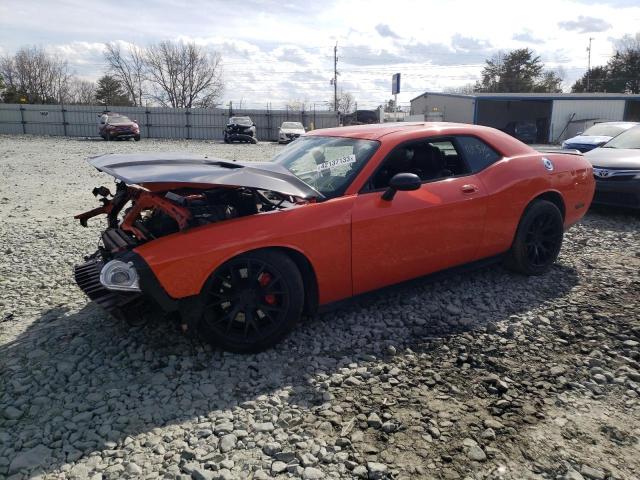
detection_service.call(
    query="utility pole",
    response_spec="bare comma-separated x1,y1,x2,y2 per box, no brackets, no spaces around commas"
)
586,37,594,91
333,42,338,113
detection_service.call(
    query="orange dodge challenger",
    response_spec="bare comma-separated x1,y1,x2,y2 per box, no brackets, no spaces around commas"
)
75,123,595,352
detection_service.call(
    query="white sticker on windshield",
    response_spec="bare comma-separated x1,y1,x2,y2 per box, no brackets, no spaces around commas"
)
316,154,356,172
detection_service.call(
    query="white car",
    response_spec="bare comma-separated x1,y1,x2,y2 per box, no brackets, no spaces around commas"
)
278,122,306,144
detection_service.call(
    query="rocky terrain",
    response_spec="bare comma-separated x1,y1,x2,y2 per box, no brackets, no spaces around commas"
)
0,135,639,480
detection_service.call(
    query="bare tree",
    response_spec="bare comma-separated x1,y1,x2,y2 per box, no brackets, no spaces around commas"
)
443,83,476,94
66,78,96,104
144,41,223,108
285,99,307,111
0,46,71,103
331,90,355,114
104,42,146,106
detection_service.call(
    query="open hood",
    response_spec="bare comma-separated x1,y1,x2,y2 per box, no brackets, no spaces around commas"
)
88,153,324,199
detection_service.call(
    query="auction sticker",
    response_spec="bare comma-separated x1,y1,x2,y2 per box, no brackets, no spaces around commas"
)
316,154,356,172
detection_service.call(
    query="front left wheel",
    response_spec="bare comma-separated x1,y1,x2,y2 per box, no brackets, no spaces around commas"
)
198,250,304,353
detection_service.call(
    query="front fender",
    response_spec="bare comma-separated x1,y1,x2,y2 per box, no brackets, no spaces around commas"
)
134,196,356,305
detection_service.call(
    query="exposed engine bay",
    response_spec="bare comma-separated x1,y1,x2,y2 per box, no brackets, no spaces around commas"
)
75,181,306,253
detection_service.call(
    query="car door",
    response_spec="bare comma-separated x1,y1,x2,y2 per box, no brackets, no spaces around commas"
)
351,137,489,296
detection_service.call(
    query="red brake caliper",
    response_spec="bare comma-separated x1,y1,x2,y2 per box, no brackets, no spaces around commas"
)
258,272,276,305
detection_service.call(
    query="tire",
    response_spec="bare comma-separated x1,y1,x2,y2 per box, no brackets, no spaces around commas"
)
198,250,304,353
223,135,230,144
505,199,564,275
250,137,258,144
134,135,141,141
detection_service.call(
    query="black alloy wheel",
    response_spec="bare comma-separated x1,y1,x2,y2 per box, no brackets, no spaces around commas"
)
199,250,304,353
505,199,564,275
524,211,562,267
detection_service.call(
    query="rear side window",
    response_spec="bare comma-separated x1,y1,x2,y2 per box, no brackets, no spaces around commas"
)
456,136,501,172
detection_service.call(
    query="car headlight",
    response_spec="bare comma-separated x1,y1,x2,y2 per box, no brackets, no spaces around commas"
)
99,259,141,292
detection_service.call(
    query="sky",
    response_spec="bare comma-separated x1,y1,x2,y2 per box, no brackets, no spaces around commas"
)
1,0,639,109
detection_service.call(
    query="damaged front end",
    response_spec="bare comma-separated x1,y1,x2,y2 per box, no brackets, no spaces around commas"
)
73,153,321,327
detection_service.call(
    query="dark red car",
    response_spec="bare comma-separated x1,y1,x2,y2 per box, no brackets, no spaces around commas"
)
99,113,141,141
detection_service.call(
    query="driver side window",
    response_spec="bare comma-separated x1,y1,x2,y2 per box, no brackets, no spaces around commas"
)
369,138,470,190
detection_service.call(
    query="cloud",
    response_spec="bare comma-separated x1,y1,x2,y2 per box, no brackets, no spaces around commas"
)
558,16,611,33
571,0,640,6
375,24,400,39
272,46,312,65
512,30,544,44
451,34,491,51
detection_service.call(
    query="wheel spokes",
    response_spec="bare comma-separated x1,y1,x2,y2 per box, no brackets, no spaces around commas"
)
205,259,288,342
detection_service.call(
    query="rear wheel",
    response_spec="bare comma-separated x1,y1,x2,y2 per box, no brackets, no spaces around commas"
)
134,135,141,141
505,200,564,275
199,250,304,353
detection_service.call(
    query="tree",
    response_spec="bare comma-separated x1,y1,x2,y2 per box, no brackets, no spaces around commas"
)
382,98,397,112
144,40,223,108
571,33,640,93
571,66,610,93
95,75,132,106
0,46,71,103
475,48,563,93
285,99,309,111
104,42,146,106
67,78,96,105
331,90,355,114
443,83,475,94
607,33,640,93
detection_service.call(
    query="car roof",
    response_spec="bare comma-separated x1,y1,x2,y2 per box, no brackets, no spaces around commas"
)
592,121,639,127
305,122,535,156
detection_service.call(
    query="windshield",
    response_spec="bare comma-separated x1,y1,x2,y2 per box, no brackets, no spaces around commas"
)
282,122,303,129
272,136,379,198
228,116,252,126
582,123,630,137
602,126,640,149
108,115,131,123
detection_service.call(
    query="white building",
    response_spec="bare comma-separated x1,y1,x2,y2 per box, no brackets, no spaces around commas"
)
410,92,640,143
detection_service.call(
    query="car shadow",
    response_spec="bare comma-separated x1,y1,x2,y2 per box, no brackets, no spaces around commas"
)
0,262,579,476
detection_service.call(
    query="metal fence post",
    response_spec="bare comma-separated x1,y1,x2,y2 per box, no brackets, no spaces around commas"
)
61,104,67,136
19,105,26,134
186,109,191,139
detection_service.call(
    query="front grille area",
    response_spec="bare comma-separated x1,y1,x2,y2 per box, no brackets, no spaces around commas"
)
593,190,640,207
595,175,637,182
74,257,141,312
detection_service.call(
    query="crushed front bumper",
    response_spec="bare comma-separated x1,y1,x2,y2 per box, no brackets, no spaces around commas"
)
74,251,179,320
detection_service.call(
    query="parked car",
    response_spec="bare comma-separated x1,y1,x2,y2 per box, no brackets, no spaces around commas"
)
99,113,140,141
585,126,640,209
278,121,305,144
502,121,537,144
224,116,257,143
74,123,594,352
562,122,639,152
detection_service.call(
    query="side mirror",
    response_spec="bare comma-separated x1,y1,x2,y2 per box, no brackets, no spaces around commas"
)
382,173,421,201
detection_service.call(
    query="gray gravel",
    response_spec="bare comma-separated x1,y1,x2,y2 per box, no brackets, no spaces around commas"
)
1,134,639,480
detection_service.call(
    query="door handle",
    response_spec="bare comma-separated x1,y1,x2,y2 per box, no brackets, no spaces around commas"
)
461,184,478,194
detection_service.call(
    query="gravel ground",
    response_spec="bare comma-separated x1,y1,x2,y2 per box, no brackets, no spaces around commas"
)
1,134,639,480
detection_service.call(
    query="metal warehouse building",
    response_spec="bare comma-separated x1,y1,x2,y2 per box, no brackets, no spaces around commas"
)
410,92,640,143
